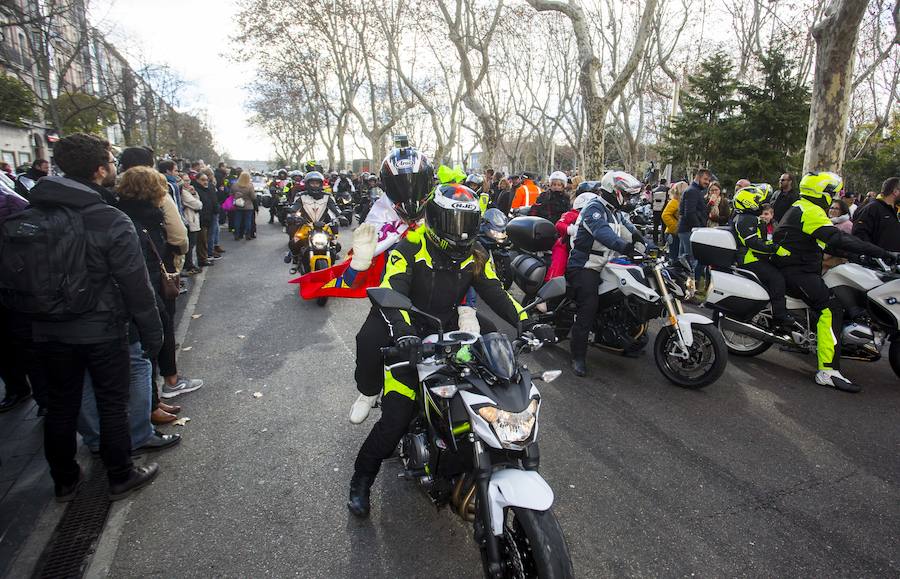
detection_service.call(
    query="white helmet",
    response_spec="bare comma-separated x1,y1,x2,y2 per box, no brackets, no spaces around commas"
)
573,192,595,211
599,170,641,210
548,170,567,186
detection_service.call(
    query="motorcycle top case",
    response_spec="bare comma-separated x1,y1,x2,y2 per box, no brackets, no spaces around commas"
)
690,227,736,268
506,216,557,253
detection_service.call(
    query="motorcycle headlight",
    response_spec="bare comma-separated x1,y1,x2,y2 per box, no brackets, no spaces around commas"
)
310,231,329,250
477,399,538,447
487,228,507,241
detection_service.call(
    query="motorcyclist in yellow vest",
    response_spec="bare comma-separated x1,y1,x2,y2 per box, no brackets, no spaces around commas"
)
347,184,530,518
773,172,897,393
732,184,793,331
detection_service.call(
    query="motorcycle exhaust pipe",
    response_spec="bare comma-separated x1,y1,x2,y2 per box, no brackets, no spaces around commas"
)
719,316,794,346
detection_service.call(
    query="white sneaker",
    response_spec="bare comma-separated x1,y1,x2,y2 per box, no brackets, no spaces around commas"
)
815,370,860,393
349,393,380,424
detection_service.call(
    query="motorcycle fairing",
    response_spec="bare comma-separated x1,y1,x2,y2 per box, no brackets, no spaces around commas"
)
599,262,659,303
666,312,714,348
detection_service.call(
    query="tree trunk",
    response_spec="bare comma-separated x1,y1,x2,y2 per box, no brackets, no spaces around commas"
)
802,0,869,173
584,97,607,177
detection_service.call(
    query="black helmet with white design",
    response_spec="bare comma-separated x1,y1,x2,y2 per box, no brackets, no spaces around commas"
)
425,184,481,260
379,146,433,222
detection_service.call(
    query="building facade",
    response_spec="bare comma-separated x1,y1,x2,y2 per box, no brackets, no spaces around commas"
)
0,0,186,168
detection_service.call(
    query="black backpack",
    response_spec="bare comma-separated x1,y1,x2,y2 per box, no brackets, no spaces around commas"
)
0,204,99,320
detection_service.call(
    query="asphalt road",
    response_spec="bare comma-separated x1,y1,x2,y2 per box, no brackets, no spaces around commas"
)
102,218,900,578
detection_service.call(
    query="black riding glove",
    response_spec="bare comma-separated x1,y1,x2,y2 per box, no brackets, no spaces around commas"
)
530,323,556,343
395,335,422,352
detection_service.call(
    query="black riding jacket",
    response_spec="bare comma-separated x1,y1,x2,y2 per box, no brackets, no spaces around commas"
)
379,230,526,338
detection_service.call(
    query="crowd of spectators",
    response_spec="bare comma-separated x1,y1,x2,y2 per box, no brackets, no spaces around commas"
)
0,134,244,501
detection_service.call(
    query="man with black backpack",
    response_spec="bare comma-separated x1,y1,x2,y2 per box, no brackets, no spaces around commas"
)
0,133,164,501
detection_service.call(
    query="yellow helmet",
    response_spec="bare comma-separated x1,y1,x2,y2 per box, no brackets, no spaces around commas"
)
734,185,769,213
799,172,843,210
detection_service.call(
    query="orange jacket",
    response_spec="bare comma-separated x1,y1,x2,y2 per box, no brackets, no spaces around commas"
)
511,179,540,209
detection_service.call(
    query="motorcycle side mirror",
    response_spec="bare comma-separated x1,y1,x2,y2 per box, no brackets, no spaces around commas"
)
366,287,445,337
537,276,567,301
523,277,567,312
367,287,413,310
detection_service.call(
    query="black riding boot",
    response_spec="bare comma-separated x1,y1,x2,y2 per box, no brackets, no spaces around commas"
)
347,473,374,518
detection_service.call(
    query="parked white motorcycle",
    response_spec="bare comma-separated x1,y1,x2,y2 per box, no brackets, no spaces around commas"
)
692,228,900,378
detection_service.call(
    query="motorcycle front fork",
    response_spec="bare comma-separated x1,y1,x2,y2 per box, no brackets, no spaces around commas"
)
472,436,503,578
652,264,690,358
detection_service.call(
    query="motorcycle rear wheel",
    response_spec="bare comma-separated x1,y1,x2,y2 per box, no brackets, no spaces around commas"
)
717,315,772,357
653,323,727,389
483,507,574,579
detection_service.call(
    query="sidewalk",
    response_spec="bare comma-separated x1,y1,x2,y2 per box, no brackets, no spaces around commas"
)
0,395,65,578
0,274,200,578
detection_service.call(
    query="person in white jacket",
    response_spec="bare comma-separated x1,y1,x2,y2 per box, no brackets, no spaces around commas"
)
180,177,203,274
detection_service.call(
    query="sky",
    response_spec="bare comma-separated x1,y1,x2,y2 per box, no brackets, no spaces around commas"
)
92,0,272,160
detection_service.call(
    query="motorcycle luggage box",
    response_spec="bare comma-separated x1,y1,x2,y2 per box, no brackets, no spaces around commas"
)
511,253,547,296
506,216,557,253
690,227,736,268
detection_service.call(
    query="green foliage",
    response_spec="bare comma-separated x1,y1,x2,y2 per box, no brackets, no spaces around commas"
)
54,92,118,135
659,52,740,180
158,111,220,164
660,49,810,190
844,112,900,194
0,74,37,125
731,49,810,185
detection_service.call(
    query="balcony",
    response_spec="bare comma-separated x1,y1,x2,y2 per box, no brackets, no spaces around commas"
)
0,44,32,72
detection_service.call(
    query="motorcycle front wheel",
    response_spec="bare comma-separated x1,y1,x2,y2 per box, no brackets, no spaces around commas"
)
890,339,900,379
653,323,727,389
483,507,574,579
314,259,329,306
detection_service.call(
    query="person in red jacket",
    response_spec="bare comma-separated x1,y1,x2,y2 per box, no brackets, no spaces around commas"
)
546,190,597,280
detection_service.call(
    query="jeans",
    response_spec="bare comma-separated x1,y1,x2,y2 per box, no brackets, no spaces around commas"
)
79,341,154,451
678,231,699,281
38,338,134,484
185,230,198,269
208,219,220,254
234,210,253,239
667,233,680,262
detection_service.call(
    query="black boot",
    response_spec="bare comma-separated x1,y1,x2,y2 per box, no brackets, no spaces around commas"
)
347,473,374,518
571,357,587,377
772,314,796,334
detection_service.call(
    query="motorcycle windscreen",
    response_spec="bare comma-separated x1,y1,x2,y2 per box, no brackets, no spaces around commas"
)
474,332,517,380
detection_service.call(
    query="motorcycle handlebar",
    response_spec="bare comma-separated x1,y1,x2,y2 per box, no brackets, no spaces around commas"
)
380,343,437,360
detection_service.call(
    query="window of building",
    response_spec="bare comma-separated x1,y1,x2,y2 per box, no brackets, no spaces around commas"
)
2,152,16,166
19,152,32,165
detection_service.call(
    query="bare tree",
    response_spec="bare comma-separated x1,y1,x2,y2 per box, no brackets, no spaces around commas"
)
436,0,505,166
803,0,870,173
526,0,658,177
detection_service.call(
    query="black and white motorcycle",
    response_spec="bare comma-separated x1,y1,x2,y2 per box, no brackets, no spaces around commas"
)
368,279,574,578
692,227,900,378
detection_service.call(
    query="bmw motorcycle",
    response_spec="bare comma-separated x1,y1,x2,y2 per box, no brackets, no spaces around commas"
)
368,279,574,579
692,227,900,378
504,217,727,388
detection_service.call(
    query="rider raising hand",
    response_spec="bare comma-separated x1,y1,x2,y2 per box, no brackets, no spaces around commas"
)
348,183,528,518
